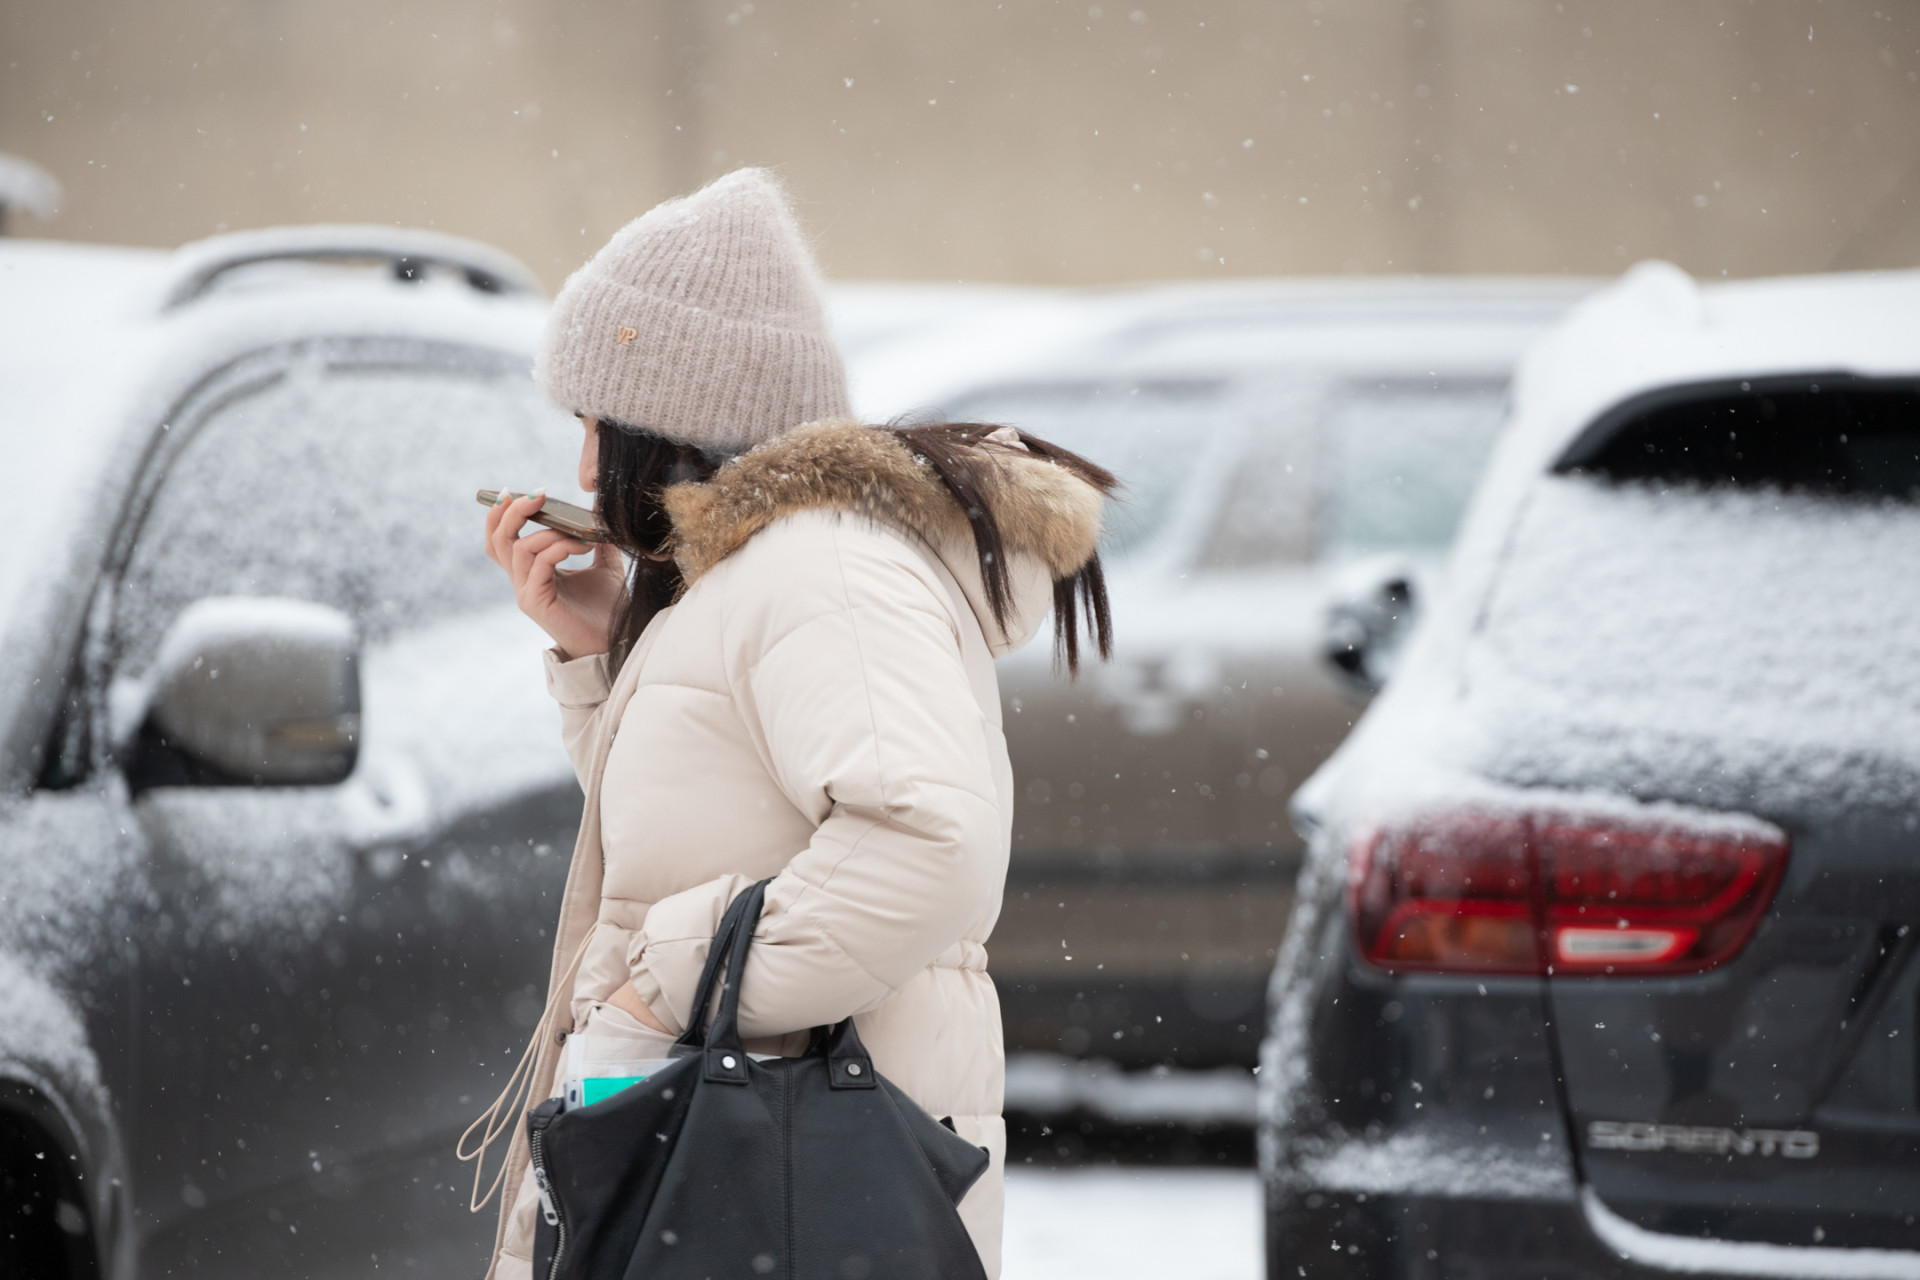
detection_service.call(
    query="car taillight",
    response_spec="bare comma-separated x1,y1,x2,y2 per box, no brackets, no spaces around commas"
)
1349,809,1788,976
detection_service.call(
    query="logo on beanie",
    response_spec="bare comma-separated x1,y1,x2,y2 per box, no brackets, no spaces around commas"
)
615,325,638,347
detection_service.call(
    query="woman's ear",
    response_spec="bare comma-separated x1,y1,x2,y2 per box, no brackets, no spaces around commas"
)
578,415,600,492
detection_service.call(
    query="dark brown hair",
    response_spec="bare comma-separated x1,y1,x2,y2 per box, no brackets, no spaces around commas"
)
889,423,1117,674
596,420,1117,675
595,421,718,669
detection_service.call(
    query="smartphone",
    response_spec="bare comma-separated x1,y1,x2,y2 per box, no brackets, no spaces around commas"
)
477,489,610,543
565,1068,672,1110
560,1035,674,1110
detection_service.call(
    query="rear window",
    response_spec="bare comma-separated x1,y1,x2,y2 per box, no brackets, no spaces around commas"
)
1556,375,1920,501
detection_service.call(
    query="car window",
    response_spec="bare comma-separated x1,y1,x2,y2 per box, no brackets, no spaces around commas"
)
943,378,1230,560
1557,377,1920,500
1320,380,1509,559
1194,390,1318,570
111,340,577,671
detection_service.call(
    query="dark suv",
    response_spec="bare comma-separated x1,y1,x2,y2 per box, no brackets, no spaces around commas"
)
0,227,581,1279
1260,263,1920,1278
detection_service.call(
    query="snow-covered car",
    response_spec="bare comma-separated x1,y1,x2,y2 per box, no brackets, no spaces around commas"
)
1260,263,1920,1278
0,228,583,1278
842,278,1593,1079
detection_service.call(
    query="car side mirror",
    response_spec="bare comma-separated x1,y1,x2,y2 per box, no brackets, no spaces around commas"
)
121,597,361,789
1321,567,1418,697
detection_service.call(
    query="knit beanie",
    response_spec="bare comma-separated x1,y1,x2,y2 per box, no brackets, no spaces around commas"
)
537,168,850,454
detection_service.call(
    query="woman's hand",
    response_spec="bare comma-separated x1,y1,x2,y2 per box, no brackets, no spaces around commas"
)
607,981,670,1033
483,492,626,660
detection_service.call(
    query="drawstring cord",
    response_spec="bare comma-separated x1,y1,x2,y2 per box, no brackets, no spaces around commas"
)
457,926,596,1212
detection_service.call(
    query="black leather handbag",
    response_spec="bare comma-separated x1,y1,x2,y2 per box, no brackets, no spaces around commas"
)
525,879,991,1280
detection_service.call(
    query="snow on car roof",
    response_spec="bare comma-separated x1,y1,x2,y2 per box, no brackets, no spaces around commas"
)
0,239,175,654
1502,261,1920,482
1446,261,1920,634
158,222,545,309
0,234,547,786
827,281,1052,360
846,276,1595,421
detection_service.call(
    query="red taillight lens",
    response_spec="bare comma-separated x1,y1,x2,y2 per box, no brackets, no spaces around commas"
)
1350,814,1542,973
1349,809,1788,976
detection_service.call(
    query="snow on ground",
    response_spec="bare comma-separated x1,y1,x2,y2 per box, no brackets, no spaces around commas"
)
1002,1167,1261,1280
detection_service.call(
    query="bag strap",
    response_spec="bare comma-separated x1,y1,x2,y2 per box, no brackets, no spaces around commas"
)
820,1017,877,1091
673,878,772,1053
695,879,767,1083
674,878,875,1091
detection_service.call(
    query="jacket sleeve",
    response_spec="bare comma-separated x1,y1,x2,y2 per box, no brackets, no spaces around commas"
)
625,519,1004,1038
543,648,614,791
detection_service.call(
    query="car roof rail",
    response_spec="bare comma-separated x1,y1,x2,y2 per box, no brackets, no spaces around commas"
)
159,224,545,311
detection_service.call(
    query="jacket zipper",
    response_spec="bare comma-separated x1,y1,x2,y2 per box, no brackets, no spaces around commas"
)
528,1123,569,1280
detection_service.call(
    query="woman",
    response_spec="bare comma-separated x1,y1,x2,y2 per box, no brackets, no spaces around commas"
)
467,169,1113,1280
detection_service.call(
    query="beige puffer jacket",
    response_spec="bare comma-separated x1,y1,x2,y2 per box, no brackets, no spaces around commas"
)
480,421,1104,1280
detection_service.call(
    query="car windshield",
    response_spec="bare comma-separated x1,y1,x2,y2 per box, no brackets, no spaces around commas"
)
112,344,579,669
1469,381,1920,803
943,379,1230,560
1320,380,1510,559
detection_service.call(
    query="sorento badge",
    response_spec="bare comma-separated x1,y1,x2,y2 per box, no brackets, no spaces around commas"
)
1587,1120,1818,1158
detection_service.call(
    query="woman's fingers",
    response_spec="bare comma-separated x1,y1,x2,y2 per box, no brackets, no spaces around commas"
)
482,492,507,565
486,493,524,567
522,539,594,621
536,538,595,581
488,491,549,572
526,538,587,590
607,981,671,1033
508,526,570,587
480,490,611,656
491,491,545,552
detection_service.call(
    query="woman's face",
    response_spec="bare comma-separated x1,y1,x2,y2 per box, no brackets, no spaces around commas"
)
577,414,599,492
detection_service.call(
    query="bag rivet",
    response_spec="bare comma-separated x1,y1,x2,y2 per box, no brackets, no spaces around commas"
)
846,1062,863,1077
721,1054,738,1070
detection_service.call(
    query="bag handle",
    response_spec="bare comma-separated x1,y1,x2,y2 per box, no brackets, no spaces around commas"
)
686,879,876,1091
672,878,770,1053
696,879,766,1083
820,1016,877,1092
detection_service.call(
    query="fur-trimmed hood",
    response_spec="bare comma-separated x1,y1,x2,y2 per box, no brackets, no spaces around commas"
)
662,420,1105,656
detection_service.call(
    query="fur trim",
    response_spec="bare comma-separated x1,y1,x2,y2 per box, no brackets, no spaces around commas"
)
663,419,1105,586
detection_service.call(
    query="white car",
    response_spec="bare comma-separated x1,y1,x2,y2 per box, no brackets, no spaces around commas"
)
835,276,1595,1090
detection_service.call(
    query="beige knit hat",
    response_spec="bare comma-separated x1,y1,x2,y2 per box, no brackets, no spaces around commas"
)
537,168,850,453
